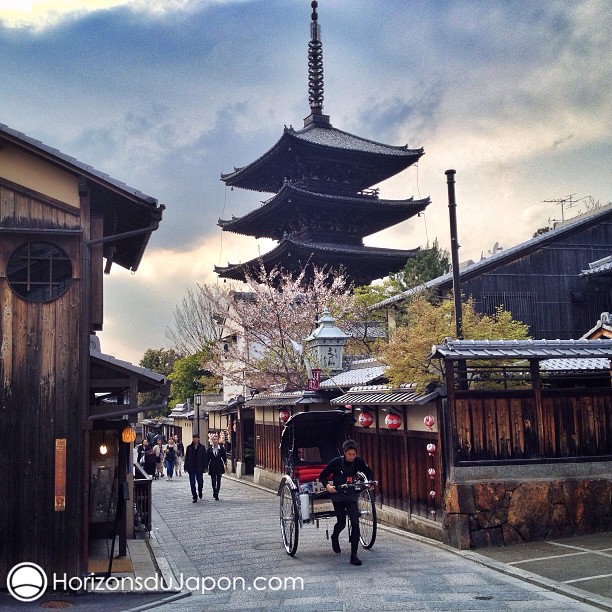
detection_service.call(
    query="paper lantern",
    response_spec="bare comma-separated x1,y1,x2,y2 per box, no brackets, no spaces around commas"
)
424,415,436,430
428,468,436,479
279,409,290,423
358,411,374,428
426,443,436,456
385,412,401,430
121,426,136,443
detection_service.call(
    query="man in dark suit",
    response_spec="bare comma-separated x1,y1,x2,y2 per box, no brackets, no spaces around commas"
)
184,433,207,502
206,434,227,500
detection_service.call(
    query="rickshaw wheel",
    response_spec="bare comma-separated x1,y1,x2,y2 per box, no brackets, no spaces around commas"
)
279,482,299,556
357,487,377,549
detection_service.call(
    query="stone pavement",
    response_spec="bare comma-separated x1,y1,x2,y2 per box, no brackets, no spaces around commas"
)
146,474,610,611
1,474,609,611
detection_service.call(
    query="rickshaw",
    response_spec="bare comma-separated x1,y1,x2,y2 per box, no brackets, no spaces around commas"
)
278,410,377,556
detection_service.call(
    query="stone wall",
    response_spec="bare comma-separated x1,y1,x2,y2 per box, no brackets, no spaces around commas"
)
443,478,612,549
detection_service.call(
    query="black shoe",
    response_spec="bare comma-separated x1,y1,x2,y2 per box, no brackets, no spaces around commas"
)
350,556,362,566
192,498,197,503
331,534,341,554
198,491,202,499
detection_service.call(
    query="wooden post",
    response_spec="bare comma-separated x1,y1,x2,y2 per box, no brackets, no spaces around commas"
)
530,359,546,456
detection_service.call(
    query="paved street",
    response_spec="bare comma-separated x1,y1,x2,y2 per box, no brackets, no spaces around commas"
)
148,475,603,611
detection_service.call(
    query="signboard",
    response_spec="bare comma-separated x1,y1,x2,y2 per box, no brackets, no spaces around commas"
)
54,438,67,511
307,368,321,391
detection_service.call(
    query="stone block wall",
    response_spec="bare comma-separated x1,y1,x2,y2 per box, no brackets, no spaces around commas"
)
443,478,612,549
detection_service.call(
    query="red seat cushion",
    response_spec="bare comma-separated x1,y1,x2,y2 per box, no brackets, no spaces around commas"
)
293,464,327,483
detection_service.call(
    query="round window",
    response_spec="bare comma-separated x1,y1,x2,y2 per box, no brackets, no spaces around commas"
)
7,242,73,302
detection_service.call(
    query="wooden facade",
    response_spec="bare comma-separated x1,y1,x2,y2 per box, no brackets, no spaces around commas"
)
379,205,612,341
0,125,163,587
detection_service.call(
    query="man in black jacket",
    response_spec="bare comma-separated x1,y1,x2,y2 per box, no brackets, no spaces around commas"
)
319,439,374,566
184,434,207,502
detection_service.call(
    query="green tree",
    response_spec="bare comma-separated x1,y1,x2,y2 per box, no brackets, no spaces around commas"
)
379,295,530,391
168,350,220,407
391,238,450,292
138,348,180,415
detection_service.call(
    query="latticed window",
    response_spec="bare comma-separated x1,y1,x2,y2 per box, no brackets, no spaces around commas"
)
7,242,72,302
480,292,538,336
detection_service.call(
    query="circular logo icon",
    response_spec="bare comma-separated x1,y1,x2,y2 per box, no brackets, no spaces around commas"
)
7,562,47,602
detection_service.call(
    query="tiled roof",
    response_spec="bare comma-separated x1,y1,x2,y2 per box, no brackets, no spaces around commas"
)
581,255,612,277
319,365,387,389
291,124,423,157
541,358,610,371
245,391,323,407
431,338,612,360
331,384,438,406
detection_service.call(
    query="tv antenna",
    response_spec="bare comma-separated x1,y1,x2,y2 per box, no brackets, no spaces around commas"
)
542,193,587,224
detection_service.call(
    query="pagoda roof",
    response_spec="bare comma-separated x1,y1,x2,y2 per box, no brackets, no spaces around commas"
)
214,236,418,286
218,182,430,240
221,123,423,193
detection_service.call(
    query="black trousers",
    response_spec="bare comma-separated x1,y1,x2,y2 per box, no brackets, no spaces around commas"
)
189,472,203,499
332,500,360,553
210,474,222,493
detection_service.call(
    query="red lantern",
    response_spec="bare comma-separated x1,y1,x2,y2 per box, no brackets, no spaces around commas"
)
358,411,374,428
424,415,436,430
385,412,401,430
428,468,436,479
426,443,436,456
279,409,290,423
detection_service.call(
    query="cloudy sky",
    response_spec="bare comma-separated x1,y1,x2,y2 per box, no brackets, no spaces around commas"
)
1,0,610,363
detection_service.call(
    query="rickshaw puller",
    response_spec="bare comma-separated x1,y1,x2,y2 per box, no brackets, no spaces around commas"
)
319,439,374,566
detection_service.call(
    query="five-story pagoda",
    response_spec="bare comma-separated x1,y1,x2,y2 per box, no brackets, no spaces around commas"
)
215,1,430,286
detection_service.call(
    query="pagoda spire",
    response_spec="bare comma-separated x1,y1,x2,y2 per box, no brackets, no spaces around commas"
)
304,1,330,127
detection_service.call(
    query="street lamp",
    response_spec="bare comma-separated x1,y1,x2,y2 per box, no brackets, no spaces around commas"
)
194,394,202,436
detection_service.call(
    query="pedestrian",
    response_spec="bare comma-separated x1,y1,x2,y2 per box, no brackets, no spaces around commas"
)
184,433,207,503
164,439,177,481
154,438,165,480
136,438,149,464
206,434,227,500
319,439,374,566
174,434,185,476
142,442,157,478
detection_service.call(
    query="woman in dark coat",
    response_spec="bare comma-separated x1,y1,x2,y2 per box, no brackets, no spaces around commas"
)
206,434,227,500
319,439,374,566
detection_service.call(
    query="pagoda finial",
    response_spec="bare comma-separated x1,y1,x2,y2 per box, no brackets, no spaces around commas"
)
308,1,324,115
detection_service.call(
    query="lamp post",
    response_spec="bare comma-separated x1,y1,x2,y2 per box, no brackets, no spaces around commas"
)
194,394,202,436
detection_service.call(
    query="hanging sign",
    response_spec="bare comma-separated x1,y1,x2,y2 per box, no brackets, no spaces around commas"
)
54,438,67,512
307,368,321,390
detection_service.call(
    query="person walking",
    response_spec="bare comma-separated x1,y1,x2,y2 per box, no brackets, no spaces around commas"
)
184,433,207,502
136,438,149,464
154,438,165,480
164,439,177,481
174,434,185,476
142,441,157,478
206,434,227,500
319,439,374,566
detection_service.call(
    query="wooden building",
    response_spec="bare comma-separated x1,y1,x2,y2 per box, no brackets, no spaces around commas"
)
215,2,428,286
431,339,612,548
0,123,164,586
373,205,612,340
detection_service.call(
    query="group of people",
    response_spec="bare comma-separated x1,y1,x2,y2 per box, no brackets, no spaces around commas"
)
136,431,227,502
136,434,185,481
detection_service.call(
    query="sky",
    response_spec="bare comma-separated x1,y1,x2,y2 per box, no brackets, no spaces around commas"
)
1,0,610,364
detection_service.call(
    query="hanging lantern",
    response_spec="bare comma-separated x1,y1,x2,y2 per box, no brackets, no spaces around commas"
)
429,490,436,498
424,415,436,430
122,426,136,444
358,411,374,428
426,443,436,456
279,409,290,423
385,412,401,430
428,468,436,479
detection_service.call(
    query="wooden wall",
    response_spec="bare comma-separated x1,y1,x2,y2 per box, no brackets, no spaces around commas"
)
458,218,612,339
452,390,612,463
0,184,83,587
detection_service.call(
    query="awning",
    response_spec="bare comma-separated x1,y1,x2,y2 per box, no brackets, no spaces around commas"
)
245,391,325,407
331,385,439,406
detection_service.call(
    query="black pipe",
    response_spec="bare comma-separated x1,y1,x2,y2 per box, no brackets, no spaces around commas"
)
445,169,463,340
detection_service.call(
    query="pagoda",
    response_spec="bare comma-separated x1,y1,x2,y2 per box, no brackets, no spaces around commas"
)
215,1,429,286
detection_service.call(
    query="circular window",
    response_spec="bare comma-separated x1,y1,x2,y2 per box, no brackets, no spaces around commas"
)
7,242,73,302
